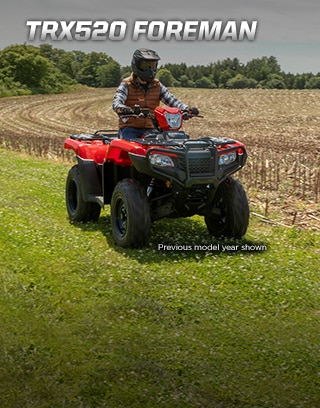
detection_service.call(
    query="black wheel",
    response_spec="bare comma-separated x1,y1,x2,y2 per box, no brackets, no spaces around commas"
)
205,177,249,238
65,165,101,222
111,179,151,248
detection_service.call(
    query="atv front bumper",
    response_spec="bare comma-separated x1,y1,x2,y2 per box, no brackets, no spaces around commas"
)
129,142,247,188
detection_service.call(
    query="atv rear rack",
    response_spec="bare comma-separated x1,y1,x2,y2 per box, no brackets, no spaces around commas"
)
70,130,119,143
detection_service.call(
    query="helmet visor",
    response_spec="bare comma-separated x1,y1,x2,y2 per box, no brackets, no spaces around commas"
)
138,60,158,71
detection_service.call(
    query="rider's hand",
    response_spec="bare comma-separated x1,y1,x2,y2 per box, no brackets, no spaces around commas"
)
118,106,134,115
182,107,199,120
189,107,199,116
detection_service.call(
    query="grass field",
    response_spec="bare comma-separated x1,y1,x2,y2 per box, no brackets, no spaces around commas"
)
0,148,320,407
0,89,320,407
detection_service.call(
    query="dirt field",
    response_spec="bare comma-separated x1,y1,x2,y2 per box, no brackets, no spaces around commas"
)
0,88,319,229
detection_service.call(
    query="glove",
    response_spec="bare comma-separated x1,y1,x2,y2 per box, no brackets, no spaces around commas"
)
118,106,134,115
189,107,199,116
182,107,199,120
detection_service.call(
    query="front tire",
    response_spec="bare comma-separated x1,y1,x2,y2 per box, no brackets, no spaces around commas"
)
205,177,249,238
111,179,151,248
66,165,101,222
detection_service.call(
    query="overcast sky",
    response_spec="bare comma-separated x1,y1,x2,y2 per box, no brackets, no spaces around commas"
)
1,0,319,74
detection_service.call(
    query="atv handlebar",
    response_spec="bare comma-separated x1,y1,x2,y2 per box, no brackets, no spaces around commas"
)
118,105,203,121
118,104,202,133
118,108,147,121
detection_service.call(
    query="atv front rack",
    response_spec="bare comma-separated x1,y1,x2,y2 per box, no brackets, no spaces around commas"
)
130,133,236,148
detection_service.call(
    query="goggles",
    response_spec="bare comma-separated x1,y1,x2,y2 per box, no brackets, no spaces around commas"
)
138,60,158,71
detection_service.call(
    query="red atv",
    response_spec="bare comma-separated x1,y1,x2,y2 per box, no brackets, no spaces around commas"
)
64,106,249,248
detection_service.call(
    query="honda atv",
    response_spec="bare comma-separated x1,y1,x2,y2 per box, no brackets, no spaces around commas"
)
64,105,249,248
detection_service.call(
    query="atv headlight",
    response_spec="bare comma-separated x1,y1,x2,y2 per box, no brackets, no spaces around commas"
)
218,151,237,166
150,154,175,168
164,112,181,129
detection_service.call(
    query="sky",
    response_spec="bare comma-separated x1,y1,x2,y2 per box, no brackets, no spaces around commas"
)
0,0,319,74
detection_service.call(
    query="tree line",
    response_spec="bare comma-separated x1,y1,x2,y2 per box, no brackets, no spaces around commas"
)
157,58,320,90
0,44,120,96
1,44,320,97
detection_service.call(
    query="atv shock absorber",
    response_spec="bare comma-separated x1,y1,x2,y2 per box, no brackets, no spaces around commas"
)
147,178,155,197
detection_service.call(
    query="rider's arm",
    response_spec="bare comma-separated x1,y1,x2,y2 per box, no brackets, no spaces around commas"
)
159,83,188,111
112,82,129,113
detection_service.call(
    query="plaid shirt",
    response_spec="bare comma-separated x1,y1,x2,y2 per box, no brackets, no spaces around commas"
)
112,76,188,112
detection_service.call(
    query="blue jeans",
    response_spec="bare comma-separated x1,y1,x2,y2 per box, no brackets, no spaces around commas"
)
119,127,156,141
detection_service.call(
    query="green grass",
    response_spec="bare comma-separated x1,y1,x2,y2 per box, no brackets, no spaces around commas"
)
0,149,319,408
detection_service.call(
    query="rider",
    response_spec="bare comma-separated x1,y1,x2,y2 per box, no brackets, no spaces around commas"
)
112,48,199,140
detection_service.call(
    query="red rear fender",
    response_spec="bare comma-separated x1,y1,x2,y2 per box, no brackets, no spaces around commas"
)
64,138,109,163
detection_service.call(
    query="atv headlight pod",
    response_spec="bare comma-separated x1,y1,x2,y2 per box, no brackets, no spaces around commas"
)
218,151,237,166
150,153,175,168
164,112,181,129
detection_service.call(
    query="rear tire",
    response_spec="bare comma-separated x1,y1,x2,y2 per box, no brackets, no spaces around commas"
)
111,179,151,248
205,177,249,238
66,165,101,222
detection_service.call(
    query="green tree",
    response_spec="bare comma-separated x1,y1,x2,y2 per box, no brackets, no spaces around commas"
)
260,73,286,89
244,56,281,82
282,72,296,89
120,65,131,79
215,57,243,73
305,76,320,89
39,44,62,65
162,63,187,81
157,68,175,86
14,53,50,88
179,74,195,88
0,44,75,94
0,44,50,88
226,74,257,89
96,61,121,87
78,52,119,87
54,51,85,81
195,76,216,88
218,69,234,88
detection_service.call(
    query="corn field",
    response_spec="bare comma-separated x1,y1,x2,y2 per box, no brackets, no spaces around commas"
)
0,88,319,228
241,150,320,200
